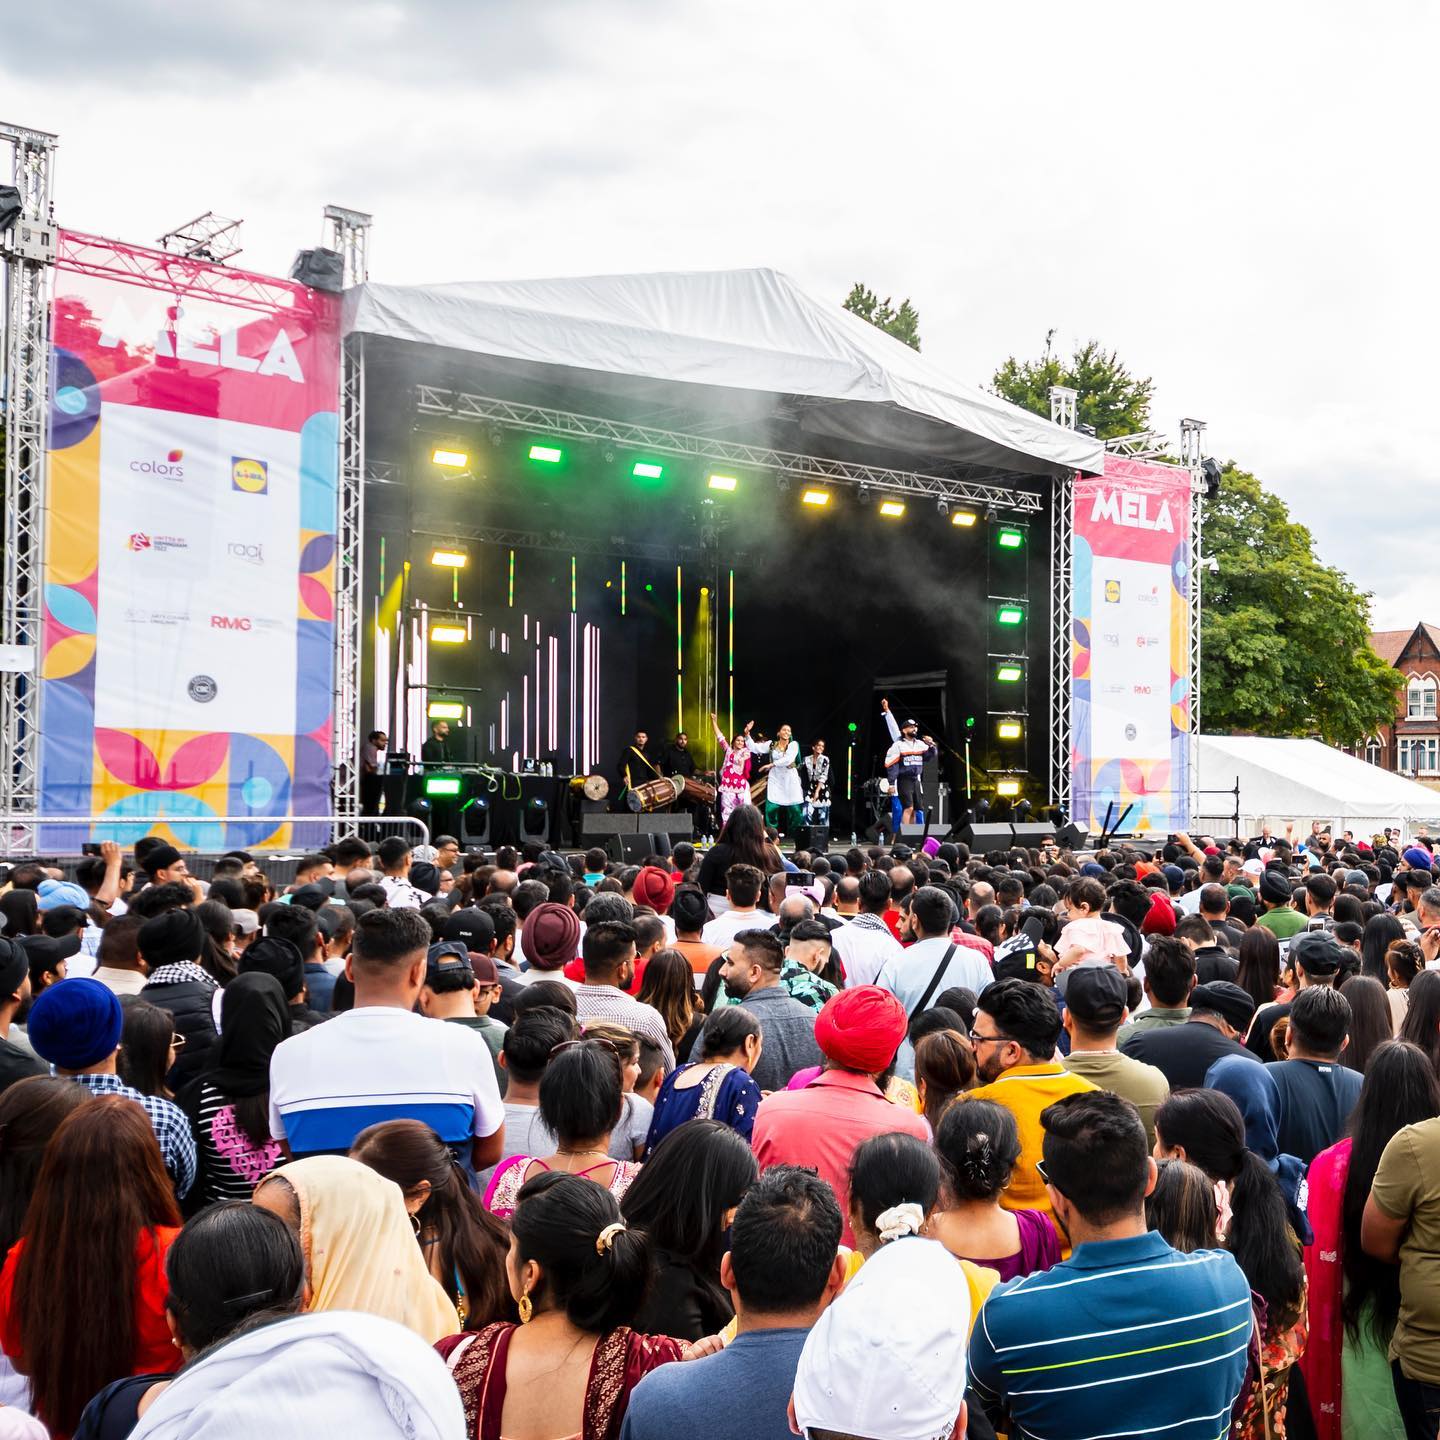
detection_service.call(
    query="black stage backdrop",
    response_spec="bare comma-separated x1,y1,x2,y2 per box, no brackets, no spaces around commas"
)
363,452,1049,831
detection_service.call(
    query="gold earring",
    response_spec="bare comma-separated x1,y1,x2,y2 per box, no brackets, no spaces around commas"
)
518,1291,533,1324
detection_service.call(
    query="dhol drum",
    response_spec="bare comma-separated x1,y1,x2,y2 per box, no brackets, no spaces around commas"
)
582,773,610,801
627,775,683,813
682,775,718,807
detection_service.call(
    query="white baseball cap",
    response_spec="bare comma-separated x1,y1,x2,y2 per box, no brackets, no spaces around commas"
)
1242,859,1265,877
792,1237,969,1440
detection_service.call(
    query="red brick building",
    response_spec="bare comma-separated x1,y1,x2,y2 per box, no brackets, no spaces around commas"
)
1353,624,1440,779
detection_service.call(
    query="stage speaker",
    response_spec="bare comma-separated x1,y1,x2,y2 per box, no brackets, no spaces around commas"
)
794,825,830,852
1010,823,1061,848
581,815,637,838
617,832,672,862
956,823,1016,851
898,822,947,839
1055,822,1088,852
638,813,690,837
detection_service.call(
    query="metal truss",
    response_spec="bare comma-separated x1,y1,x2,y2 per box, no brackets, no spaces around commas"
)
1047,385,1077,431
0,122,57,856
1104,430,1167,460
1187,470,1206,826
324,205,371,287
326,207,372,837
158,211,243,264
57,230,299,315
414,388,1047,514
1048,471,1074,817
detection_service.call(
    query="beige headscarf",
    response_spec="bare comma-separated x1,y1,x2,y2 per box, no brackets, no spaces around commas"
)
264,1155,460,1344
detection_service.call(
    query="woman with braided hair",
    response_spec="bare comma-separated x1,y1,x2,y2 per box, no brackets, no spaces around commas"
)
930,1098,1061,1281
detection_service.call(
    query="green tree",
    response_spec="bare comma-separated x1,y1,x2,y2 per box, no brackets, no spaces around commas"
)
991,331,1154,440
843,283,921,351
1200,463,1399,744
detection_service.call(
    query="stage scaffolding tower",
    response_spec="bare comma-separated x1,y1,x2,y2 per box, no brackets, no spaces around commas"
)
326,205,372,838
0,123,58,856
1047,387,1078,820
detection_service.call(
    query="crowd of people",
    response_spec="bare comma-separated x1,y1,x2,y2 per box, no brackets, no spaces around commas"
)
2,811,1440,1437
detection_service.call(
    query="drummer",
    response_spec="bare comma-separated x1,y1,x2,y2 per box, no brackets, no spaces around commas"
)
661,730,713,838
616,729,661,804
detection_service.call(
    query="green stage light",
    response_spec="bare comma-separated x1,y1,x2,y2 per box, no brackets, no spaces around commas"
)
529,444,563,464
847,721,858,733
997,526,1024,549
424,775,463,797
995,663,1023,683
632,461,664,480
965,716,976,729
996,605,1024,626
645,583,653,593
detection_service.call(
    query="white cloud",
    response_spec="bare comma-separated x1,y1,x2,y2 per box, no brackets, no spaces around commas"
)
6,0,1434,625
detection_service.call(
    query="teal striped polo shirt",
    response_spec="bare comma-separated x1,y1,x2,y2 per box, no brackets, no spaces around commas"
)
968,1230,1252,1440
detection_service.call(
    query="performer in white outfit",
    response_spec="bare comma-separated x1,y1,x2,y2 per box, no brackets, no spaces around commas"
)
881,697,937,825
748,723,802,836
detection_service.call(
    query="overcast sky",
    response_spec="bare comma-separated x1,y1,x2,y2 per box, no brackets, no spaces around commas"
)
7,0,1435,628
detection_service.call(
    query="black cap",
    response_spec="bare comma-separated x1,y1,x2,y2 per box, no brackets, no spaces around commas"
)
409,861,441,897
143,843,182,876
0,938,26,997
902,718,919,729
426,941,474,986
289,884,331,912
239,936,306,1001
442,907,495,953
1291,931,1344,977
1190,980,1257,1032
1259,870,1294,904
17,933,83,970
1062,963,1128,1027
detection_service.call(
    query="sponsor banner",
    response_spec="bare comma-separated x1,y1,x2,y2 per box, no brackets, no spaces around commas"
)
41,233,340,850
1070,455,1193,836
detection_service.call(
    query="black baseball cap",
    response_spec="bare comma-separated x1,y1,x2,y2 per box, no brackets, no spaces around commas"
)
1291,931,1344,977
0,938,26,997
442,907,495,953
1061,963,1128,1027
426,941,474,986
18,933,83,970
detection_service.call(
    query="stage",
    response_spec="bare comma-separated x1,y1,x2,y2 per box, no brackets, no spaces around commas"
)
349,269,1094,847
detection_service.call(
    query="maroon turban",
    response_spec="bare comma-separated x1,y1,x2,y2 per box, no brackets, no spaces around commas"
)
523,902,581,972
814,986,908,1073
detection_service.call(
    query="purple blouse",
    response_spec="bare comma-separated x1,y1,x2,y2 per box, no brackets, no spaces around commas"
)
959,1208,1061,1283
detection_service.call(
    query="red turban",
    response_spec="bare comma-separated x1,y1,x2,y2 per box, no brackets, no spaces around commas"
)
1141,891,1176,936
814,986,908,1074
632,866,675,914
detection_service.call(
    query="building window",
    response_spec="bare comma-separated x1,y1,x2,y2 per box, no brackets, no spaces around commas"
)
1366,737,1383,766
1408,678,1439,719
1399,737,1439,776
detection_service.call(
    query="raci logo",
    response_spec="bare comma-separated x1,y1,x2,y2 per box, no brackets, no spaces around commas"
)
129,448,185,478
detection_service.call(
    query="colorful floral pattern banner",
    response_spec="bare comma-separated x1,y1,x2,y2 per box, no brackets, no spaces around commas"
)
1070,456,1193,837
41,233,340,851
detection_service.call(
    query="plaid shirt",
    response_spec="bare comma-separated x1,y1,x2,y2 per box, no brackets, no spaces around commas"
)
70,1072,196,1199
780,958,838,1015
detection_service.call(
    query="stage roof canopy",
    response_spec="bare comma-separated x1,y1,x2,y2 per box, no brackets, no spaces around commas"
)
344,267,1103,480
1198,733,1440,833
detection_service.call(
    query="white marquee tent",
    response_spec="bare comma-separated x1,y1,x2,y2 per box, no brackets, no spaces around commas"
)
344,267,1103,479
1196,734,1440,840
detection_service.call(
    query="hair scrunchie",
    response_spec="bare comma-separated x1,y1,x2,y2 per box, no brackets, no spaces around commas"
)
874,1202,925,1244
596,1221,627,1256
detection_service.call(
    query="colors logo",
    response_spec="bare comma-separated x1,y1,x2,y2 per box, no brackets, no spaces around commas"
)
231,457,268,494
129,448,185,477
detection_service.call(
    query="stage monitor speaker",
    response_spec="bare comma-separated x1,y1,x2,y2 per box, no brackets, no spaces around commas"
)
581,815,637,837
956,823,1016,851
897,822,948,841
1010,823,1061,848
794,825,829,852
617,832,671,862
638,813,690,836
1055,822,1088,852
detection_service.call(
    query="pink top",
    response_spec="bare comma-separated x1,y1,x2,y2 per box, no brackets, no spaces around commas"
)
752,1069,929,1248
720,746,751,788
483,1155,641,1219
1057,916,1131,965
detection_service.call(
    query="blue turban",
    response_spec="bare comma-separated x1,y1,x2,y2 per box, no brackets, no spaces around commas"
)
1080,862,1107,878
27,977,123,1070
37,879,89,912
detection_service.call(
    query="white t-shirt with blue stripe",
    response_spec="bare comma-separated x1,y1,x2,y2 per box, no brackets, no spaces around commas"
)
268,1005,505,1156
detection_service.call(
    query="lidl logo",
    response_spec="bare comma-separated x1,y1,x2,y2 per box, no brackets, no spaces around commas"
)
1104,579,1121,603
231,457,268,494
